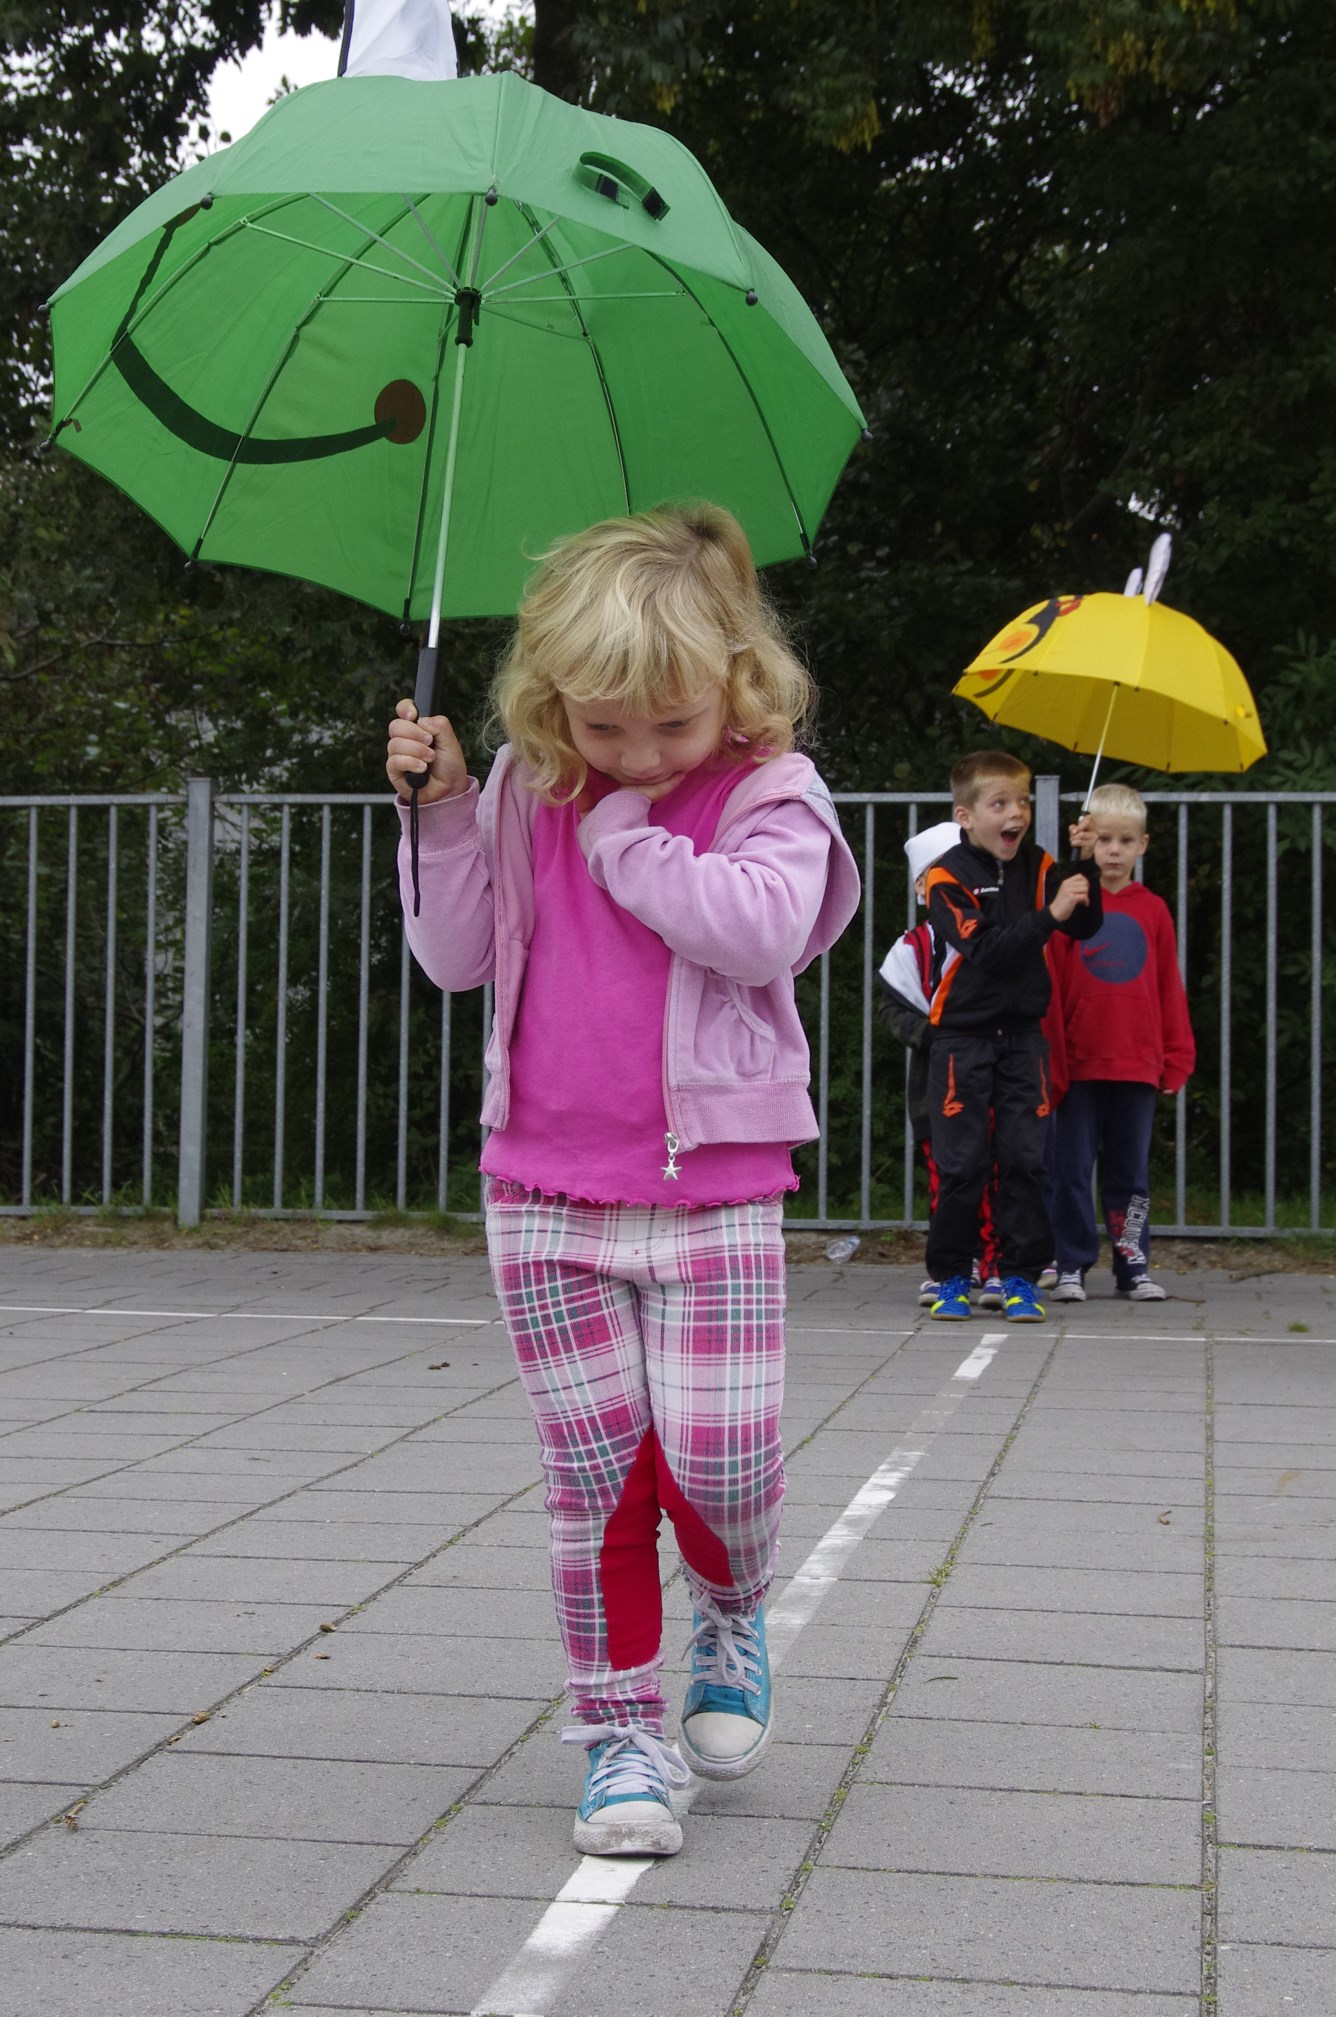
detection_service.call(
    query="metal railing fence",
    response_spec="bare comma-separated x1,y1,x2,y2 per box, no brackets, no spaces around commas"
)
1,779,1331,1236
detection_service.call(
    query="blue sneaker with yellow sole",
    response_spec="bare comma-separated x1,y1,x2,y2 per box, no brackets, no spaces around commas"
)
1002,1275,1046,1322
930,1275,972,1321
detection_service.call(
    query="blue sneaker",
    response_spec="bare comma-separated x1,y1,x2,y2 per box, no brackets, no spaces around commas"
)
680,1595,773,1780
1002,1275,1045,1322
930,1274,972,1320
565,1725,690,1857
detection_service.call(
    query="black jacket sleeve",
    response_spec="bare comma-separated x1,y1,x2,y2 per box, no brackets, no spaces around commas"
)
877,976,932,1051
1043,859,1104,940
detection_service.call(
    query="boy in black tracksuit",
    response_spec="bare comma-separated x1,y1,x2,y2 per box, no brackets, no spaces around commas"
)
923,751,1102,1321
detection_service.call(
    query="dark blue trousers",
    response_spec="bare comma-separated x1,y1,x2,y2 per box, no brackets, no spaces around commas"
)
1051,1079,1158,1283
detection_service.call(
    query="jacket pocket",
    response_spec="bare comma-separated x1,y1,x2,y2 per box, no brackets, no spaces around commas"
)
689,972,778,1082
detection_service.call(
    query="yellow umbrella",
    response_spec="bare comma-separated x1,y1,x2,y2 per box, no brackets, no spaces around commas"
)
954,548,1266,788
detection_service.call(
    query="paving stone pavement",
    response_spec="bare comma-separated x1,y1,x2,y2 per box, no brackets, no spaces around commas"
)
0,1245,1330,2017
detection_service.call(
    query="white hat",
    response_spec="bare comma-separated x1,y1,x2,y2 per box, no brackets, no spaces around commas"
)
904,821,961,884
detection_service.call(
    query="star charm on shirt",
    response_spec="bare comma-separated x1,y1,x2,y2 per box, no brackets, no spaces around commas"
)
661,1132,682,1181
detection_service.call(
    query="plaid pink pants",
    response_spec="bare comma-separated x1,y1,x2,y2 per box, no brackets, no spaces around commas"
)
485,1180,788,1731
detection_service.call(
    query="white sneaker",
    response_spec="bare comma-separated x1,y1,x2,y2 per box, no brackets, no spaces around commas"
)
1051,1271,1087,1302
976,1275,1005,1310
918,1278,941,1307
1122,1276,1167,1302
1038,1262,1059,1290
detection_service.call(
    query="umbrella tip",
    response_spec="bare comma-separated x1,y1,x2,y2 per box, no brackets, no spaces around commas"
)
745,288,758,306
861,427,873,443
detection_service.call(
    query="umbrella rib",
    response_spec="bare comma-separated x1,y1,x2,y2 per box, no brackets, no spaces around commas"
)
480,212,559,291
513,200,630,514
399,194,465,291
485,243,635,301
310,195,452,293
643,250,812,552
243,221,449,299
191,214,422,558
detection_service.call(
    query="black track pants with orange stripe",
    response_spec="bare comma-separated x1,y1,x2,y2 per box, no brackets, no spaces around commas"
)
925,1027,1053,1283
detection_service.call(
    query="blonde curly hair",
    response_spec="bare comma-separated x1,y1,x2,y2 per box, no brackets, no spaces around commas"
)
488,502,816,800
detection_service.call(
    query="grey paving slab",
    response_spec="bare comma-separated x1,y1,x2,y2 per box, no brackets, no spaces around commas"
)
267,1628,563,1697
26,1596,344,1654
186,1518,439,1562
823,1781,1200,1883
338,1583,557,1638
1217,1845,1336,1945
1219,1645,1336,1707
1217,1699,1336,1774
749,1979,1196,2017
78,1750,472,1844
1216,1594,1336,1650
1216,1941,1336,2017
889,1653,1204,1731
778,1866,1200,1992
1217,1763,1336,1850
113,1554,396,1605
862,1714,1201,1798
937,1563,1204,1616
922,1603,1203,1669
0,1496,256,1535
0,1642,260,1711
285,1891,561,2012
0,1926,294,2017
0,1780,86,1844
174,1681,551,1764
0,1825,390,1938
0,1705,182,1781
0,1529,177,1573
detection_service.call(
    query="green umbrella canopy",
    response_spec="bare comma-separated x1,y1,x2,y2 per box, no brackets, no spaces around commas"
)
49,71,866,622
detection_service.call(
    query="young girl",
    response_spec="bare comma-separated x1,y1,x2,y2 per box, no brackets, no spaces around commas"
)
384,503,859,1860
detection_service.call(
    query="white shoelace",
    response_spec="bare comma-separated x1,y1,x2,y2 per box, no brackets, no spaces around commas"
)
561,1724,691,1800
686,1596,762,1696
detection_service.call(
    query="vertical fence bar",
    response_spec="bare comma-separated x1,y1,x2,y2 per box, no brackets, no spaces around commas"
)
1035,774,1060,858
861,803,875,1223
397,928,411,1211
1220,805,1232,1232
816,951,830,1221
1265,802,1278,1231
62,807,78,1204
177,779,215,1228
101,806,118,1203
1175,802,1188,1230
232,808,250,1208
355,807,371,1215
272,805,291,1212
1312,805,1324,1230
479,978,493,1213
22,809,37,1209
142,806,158,1206
313,805,331,1210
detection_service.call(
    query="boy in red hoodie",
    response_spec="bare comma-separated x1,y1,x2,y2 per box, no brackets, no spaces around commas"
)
1048,784,1195,1303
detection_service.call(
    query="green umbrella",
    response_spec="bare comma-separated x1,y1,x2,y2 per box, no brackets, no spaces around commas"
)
48,69,866,715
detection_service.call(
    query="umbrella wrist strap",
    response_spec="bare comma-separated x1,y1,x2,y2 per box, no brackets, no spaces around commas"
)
409,778,423,917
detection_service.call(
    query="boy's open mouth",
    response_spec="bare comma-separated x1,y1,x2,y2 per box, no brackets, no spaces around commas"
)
1000,826,1024,845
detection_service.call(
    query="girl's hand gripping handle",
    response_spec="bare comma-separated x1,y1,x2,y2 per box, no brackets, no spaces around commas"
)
386,698,467,804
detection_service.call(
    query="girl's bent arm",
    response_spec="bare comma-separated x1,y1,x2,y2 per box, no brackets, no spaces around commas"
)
578,793,834,985
395,783,497,991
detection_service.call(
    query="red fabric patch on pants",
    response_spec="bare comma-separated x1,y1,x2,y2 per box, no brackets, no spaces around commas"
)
601,1427,735,1669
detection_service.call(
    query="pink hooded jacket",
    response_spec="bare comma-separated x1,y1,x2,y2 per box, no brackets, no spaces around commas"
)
397,745,861,1152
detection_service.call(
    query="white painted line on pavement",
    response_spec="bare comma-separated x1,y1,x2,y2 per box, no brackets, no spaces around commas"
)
469,1334,1006,2017
0,1303,491,1326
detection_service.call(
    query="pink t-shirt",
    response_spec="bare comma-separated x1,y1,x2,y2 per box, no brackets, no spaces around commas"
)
480,760,797,1206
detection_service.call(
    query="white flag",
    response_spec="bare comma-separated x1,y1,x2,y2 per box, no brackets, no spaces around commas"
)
339,0,458,81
